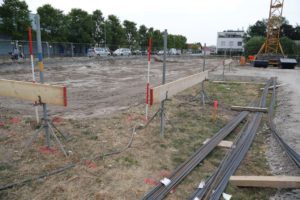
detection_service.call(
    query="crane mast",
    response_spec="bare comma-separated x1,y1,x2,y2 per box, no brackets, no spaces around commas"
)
254,0,297,68
264,0,284,55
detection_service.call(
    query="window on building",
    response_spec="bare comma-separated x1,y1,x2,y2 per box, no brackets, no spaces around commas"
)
238,42,242,46
229,41,234,47
221,41,226,46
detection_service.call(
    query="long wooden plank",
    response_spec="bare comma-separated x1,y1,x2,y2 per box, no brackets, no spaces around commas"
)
0,79,67,106
150,71,208,105
230,176,300,188
231,106,268,113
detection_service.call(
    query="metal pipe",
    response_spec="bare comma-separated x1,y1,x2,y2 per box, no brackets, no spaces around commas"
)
35,14,50,147
160,30,167,137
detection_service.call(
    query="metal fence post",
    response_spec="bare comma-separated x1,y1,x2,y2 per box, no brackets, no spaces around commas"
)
35,14,50,147
160,29,167,137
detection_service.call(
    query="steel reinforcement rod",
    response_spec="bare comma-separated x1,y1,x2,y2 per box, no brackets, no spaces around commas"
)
268,78,300,167
189,78,272,200
142,111,249,200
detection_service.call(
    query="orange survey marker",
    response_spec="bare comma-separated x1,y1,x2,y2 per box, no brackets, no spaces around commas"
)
212,100,218,122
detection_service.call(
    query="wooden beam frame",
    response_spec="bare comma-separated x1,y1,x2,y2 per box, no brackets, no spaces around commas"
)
231,106,268,113
150,71,208,105
230,176,300,188
0,79,67,106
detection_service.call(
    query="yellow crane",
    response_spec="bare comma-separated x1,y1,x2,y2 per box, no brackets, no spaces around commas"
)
254,0,297,69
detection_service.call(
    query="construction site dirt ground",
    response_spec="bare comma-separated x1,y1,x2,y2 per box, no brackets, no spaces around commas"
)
0,56,299,199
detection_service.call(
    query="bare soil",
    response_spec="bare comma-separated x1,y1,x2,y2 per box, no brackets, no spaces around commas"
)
0,56,221,119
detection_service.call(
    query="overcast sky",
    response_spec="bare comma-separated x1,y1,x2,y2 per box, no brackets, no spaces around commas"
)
2,0,300,45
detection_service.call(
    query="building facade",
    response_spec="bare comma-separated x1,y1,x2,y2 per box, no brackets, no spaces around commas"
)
216,30,245,55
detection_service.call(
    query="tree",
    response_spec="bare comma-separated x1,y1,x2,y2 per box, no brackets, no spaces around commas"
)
167,34,175,48
280,37,298,56
293,25,300,40
244,36,265,57
92,9,104,46
138,25,148,50
0,0,31,39
66,9,93,43
37,4,67,42
152,30,163,50
247,20,267,39
123,20,137,48
174,35,187,49
105,15,124,50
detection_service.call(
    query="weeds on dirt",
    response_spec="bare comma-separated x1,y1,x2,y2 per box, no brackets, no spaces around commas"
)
0,81,275,200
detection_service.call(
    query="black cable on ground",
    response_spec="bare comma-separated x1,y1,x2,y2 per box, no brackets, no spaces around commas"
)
268,78,300,168
0,163,75,191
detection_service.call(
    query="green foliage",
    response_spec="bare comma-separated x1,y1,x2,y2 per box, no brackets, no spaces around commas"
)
105,15,124,50
37,4,67,42
1,2,188,48
66,9,93,43
247,20,267,39
123,20,137,48
0,0,31,40
247,18,300,40
152,30,163,50
138,25,148,50
244,36,265,57
280,37,298,56
92,10,104,45
245,36,298,57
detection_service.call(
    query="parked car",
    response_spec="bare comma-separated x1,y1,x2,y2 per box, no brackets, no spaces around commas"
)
87,47,111,57
113,48,131,56
157,50,164,55
169,48,177,55
132,50,142,55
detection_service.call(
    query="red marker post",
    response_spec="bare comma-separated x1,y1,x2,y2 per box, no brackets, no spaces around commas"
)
145,37,152,120
28,27,39,123
213,100,218,122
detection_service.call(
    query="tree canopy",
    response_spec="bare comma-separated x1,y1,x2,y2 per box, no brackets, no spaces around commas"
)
0,0,188,50
0,0,31,40
37,4,67,42
247,18,300,40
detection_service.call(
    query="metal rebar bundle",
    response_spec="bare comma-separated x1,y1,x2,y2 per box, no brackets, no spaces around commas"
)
142,111,249,200
189,78,272,200
268,79,300,167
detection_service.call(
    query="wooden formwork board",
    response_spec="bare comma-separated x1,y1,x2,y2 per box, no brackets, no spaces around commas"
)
0,79,67,106
230,176,300,188
150,71,208,105
224,59,233,65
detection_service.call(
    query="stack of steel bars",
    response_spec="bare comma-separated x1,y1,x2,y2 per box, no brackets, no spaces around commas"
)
189,78,272,200
268,78,300,167
142,109,249,199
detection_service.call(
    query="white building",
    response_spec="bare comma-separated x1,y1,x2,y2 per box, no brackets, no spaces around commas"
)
216,30,245,54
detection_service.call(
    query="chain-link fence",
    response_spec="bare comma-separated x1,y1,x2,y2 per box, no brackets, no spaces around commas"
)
0,39,206,61
0,40,94,59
